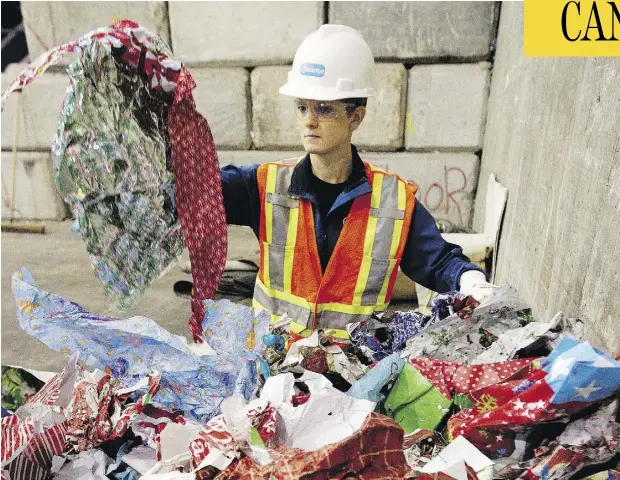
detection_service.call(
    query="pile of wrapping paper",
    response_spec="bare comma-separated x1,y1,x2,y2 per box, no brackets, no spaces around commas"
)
3,267,619,480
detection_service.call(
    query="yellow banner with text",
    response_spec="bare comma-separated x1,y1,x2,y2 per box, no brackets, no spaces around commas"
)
525,0,620,56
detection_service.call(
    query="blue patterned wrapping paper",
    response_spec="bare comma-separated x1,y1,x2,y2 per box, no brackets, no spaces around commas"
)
12,267,269,423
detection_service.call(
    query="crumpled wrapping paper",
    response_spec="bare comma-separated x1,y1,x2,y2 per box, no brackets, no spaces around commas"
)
495,400,619,479
53,449,113,480
1,366,46,412
348,292,480,363
376,335,620,459
212,412,413,480
12,267,269,423
184,370,378,476
56,38,184,310
12,268,208,381
347,352,406,403
2,20,228,341
130,407,190,463
405,285,533,363
167,66,229,342
189,398,277,474
541,336,620,404
0,354,77,480
277,331,367,387
419,436,494,480
447,337,619,457
383,361,455,434
260,371,376,452
64,372,161,452
3,21,184,310
0,353,151,480
6,261,619,480
472,312,585,365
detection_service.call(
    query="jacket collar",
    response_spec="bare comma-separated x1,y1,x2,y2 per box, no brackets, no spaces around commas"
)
288,144,369,200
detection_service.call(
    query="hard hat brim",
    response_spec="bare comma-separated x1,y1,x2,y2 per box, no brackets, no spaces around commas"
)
279,82,376,101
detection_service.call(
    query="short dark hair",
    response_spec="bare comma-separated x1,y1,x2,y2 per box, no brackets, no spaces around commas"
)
342,97,368,114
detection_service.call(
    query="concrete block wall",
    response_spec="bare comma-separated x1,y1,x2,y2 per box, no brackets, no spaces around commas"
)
2,1,498,225
1,64,70,151
473,2,620,353
1,151,66,220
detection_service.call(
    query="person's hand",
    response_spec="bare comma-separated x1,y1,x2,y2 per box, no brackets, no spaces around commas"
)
459,270,496,302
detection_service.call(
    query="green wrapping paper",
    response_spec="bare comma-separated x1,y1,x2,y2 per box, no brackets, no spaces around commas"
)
52,39,184,308
1,366,45,411
383,363,452,434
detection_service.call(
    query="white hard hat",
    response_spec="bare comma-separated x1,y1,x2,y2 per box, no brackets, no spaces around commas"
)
279,24,376,101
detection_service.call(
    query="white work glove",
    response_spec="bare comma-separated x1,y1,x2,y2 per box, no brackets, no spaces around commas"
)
458,270,496,302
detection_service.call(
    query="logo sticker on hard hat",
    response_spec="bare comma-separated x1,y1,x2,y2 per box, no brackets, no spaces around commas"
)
300,63,325,77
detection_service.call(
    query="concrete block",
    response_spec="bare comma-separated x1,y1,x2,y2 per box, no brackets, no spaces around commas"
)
329,2,497,59
1,151,66,220
21,2,170,60
251,66,299,149
192,68,251,149
1,64,69,151
352,64,406,151
405,63,491,151
361,152,479,228
169,2,323,65
251,64,407,151
218,150,478,229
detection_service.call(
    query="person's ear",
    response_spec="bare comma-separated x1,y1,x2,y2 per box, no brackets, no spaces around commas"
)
349,106,366,132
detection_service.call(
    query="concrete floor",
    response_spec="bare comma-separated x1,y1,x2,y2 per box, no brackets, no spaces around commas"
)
2,221,417,372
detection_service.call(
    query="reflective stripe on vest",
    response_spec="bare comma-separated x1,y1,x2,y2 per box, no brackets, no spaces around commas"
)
253,276,313,326
263,164,300,292
253,160,413,335
353,169,407,307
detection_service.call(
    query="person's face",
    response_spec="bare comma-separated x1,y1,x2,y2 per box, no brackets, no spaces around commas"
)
294,99,365,155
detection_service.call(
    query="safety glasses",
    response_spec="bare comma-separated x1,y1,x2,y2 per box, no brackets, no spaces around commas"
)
294,99,352,122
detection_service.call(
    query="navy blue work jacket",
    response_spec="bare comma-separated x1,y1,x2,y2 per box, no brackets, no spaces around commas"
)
220,145,483,293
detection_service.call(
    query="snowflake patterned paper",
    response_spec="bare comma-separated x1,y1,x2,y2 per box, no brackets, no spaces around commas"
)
541,336,620,405
445,337,620,457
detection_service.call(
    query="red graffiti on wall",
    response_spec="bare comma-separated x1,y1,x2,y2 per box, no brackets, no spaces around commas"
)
422,166,468,223
375,162,469,224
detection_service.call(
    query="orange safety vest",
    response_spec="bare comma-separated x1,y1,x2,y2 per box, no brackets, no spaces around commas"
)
252,159,417,340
